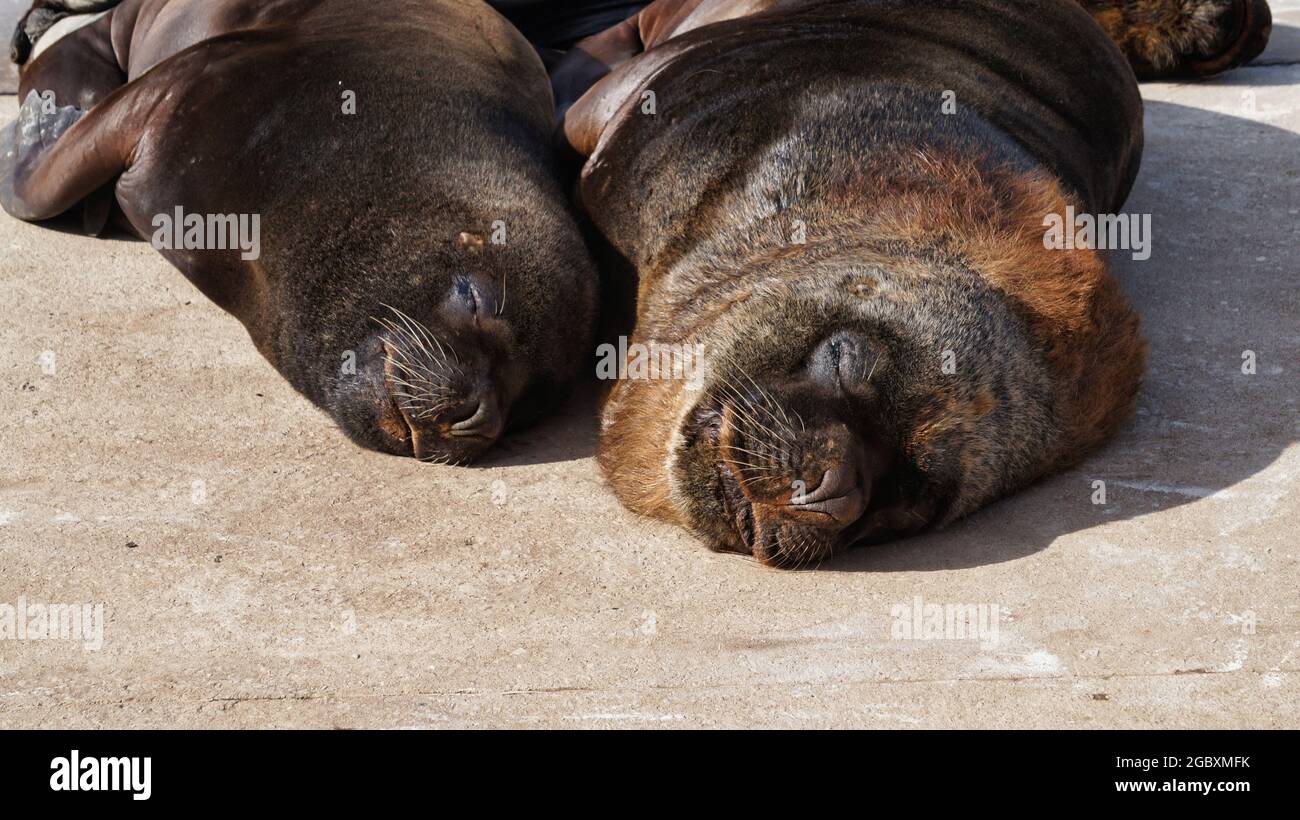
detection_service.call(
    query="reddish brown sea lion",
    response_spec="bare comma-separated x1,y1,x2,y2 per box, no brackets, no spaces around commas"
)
557,0,1269,567
558,0,1156,566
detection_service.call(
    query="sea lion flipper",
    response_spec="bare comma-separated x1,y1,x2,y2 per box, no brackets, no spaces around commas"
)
557,0,785,158
81,182,114,236
0,87,129,222
550,14,645,118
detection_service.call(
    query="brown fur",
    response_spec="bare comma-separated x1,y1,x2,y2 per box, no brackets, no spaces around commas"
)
597,361,684,522
1079,0,1272,77
847,150,1147,468
597,146,1146,530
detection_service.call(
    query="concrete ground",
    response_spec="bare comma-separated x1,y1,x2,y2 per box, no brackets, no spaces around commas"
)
1,3,1297,729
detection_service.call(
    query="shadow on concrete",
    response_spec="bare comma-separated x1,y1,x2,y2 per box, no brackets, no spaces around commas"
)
824,97,1299,571
1207,23,1300,86
478,379,601,468
1254,21,1300,62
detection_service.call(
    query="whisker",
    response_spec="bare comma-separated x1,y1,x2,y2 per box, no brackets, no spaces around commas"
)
381,303,459,366
726,374,798,447
740,369,796,430
863,354,880,384
715,376,794,449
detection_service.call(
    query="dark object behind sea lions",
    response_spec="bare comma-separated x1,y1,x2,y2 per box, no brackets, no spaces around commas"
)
490,0,650,50
9,1,121,65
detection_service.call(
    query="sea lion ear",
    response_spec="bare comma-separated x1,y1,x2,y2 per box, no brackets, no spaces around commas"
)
806,330,884,395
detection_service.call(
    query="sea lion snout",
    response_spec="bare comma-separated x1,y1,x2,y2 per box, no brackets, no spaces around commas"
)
400,386,506,462
447,395,504,440
357,302,512,465
786,464,868,528
709,386,879,567
379,372,507,466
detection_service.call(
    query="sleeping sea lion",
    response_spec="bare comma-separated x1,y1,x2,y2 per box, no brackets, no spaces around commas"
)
557,0,1157,566
2,0,600,464
558,0,1269,566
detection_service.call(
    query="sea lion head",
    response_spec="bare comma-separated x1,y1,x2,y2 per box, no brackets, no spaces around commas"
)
352,283,519,466
284,215,597,466
599,248,1072,567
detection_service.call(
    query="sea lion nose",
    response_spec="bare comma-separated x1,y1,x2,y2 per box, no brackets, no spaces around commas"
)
448,394,503,440
789,463,868,527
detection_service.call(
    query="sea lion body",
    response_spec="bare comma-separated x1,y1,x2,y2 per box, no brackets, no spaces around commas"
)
3,0,599,463
563,0,1155,565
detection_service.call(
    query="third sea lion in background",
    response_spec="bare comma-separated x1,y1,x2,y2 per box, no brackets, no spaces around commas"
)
1079,0,1271,79
8,0,119,65
2,0,599,464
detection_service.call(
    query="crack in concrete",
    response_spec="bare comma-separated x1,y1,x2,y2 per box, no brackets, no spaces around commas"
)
6,665,1295,710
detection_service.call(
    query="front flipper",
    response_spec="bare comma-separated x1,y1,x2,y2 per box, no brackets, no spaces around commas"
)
0,65,153,228
0,88,89,220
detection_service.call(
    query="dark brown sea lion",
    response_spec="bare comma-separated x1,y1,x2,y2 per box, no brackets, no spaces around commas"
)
2,0,599,464
558,0,1158,566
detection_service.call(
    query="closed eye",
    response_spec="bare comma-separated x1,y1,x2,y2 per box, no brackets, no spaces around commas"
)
454,277,479,316
807,330,880,393
441,275,488,328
